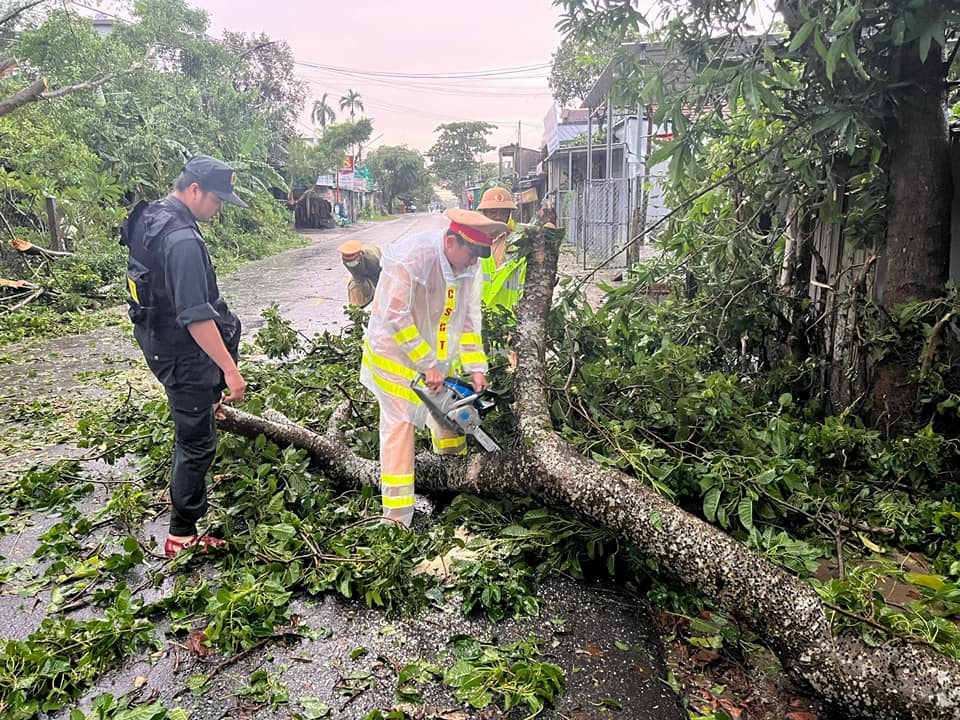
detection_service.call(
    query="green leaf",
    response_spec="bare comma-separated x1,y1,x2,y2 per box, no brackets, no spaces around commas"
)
813,30,829,62
811,111,848,135
500,524,530,538
825,38,844,82
833,5,860,32
649,508,663,532
703,486,721,522
187,673,211,695
737,498,754,530
443,659,475,688
841,35,869,80
788,20,816,52
904,573,945,591
299,696,332,718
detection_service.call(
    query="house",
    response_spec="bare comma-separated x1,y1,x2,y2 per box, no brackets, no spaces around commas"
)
495,143,545,223
541,42,677,269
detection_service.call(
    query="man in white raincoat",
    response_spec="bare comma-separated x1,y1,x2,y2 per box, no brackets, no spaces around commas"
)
360,208,510,526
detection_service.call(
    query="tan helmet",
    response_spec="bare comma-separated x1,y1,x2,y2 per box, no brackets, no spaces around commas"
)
477,186,517,211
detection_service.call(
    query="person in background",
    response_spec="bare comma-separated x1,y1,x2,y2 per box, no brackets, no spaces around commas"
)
121,155,247,558
337,239,382,308
476,186,525,311
359,208,509,527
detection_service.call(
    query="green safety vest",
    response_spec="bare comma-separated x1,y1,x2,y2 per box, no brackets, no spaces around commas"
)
481,254,526,309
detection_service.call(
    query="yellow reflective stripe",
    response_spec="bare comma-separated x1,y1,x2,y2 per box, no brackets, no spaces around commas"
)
127,278,140,304
370,371,421,404
394,325,420,344
408,340,431,363
462,332,482,346
382,494,415,508
460,351,487,366
362,350,421,404
364,341,417,380
436,285,457,361
381,473,414,487
431,434,465,449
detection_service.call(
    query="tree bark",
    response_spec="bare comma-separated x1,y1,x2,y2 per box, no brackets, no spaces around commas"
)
219,227,960,719
870,42,952,434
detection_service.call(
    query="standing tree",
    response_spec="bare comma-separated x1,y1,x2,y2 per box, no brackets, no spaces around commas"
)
338,89,363,120
548,33,622,107
365,145,428,214
223,31,306,166
426,121,496,193
311,92,336,130
313,118,373,175
559,0,959,435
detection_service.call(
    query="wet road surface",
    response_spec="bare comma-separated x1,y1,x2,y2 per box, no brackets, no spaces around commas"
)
0,214,683,719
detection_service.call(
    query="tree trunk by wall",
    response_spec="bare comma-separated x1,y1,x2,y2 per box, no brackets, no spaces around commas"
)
870,43,952,434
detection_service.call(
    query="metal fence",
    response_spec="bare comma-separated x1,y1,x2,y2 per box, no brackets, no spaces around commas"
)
569,178,632,269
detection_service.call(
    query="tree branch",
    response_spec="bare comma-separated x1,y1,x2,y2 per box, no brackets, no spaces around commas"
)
0,77,47,117
11,237,73,258
0,63,143,118
40,63,143,100
0,0,48,29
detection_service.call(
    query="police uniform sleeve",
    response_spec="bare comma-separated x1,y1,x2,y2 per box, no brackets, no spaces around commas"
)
163,230,220,328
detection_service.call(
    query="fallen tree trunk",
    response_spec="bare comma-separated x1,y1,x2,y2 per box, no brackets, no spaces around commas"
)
219,228,960,719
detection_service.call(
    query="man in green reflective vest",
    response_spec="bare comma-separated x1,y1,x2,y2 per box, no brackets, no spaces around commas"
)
476,187,526,310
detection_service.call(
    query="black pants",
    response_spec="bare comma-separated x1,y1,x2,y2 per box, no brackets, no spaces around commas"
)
134,322,238,536
167,393,217,536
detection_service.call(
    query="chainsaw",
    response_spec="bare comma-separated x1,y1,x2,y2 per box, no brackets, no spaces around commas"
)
410,373,501,452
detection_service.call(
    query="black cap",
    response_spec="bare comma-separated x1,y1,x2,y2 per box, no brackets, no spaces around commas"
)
181,155,248,208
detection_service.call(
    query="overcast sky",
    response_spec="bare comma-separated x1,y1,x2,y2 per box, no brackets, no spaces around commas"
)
189,0,567,157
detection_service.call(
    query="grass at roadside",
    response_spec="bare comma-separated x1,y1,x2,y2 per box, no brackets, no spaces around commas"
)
360,212,400,222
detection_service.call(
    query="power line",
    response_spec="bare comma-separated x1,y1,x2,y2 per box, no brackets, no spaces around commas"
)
294,60,551,80
299,71,551,100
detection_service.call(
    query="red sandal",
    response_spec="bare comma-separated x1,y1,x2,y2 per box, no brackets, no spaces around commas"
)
164,534,229,559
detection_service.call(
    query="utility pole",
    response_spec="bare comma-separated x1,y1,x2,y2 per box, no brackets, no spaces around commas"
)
517,121,523,220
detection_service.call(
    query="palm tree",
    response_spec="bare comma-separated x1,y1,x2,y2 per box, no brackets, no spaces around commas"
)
311,93,336,129
339,89,364,121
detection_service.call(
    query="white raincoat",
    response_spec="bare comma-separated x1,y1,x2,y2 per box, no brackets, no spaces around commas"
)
360,230,488,525
360,230,488,427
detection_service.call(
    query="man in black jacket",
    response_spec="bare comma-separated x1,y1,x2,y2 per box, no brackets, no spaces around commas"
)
122,155,248,558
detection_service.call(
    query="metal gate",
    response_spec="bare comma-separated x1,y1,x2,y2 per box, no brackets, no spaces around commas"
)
569,178,631,269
